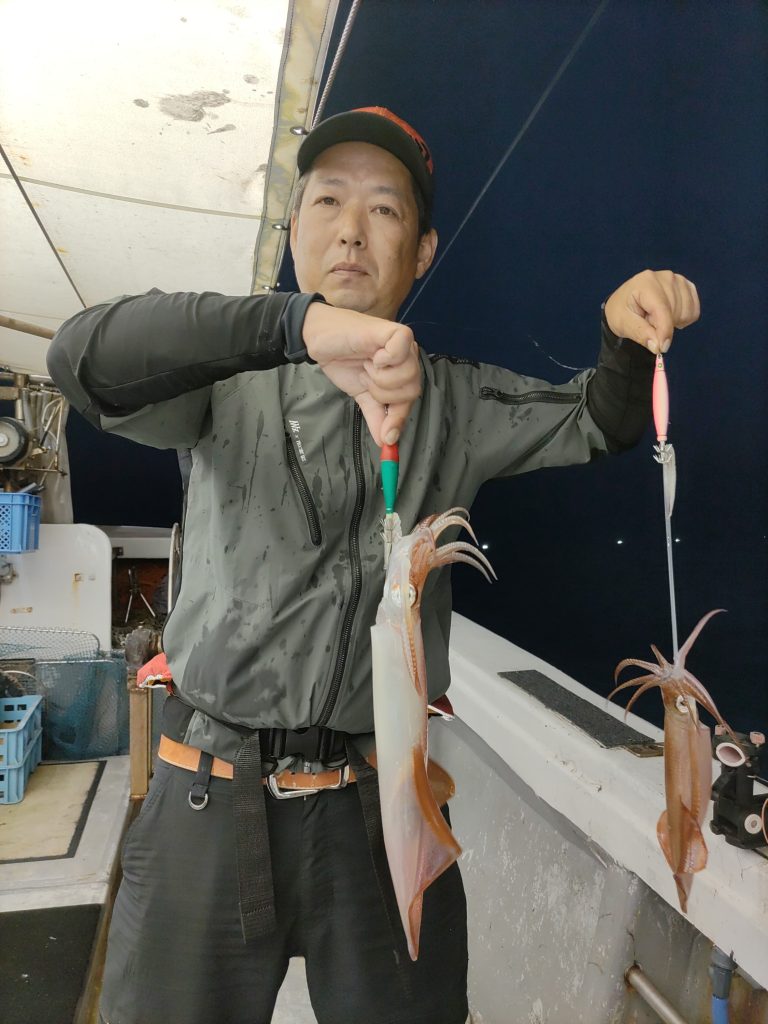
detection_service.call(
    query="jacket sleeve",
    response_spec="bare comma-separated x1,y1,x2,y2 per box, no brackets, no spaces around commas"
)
46,289,320,449
434,315,655,482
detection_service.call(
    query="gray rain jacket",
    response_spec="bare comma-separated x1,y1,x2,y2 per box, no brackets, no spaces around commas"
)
48,290,654,758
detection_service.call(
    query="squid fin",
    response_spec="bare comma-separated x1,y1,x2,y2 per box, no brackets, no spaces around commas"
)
657,802,707,913
657,810,673,869
400,747,461,960
678,804,708,874
673,872,692,914
657,803,708,872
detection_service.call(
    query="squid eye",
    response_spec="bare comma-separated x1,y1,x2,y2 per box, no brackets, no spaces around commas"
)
675,695,690,714
390,583,418,607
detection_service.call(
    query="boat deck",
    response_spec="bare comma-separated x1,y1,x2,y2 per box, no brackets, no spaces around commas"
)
0,755,322,1023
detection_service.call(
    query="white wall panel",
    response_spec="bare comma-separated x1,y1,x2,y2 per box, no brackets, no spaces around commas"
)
22,182,259,303
0,0,288,215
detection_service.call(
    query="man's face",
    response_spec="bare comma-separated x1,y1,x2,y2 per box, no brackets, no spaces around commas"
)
290,141,437,321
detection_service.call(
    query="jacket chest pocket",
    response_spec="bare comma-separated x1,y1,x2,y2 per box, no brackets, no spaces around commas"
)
284,431,322,547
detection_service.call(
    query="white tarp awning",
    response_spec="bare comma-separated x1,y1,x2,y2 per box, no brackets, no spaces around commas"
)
0,0,338,375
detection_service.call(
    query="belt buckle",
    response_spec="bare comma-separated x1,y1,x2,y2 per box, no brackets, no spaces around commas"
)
266,764,350,800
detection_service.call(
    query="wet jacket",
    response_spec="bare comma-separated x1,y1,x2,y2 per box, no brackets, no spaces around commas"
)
47,290,654,757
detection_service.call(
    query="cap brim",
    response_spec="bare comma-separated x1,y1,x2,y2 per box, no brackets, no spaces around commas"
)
297,111,432,210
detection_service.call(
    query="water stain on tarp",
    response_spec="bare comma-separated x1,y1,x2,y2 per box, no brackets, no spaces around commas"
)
244,74,260,85
159,91,231,122
133,99,149,108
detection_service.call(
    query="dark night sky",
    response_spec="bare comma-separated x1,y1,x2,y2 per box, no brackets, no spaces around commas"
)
68,1,767,739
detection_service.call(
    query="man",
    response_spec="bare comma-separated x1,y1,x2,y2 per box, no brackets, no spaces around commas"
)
47,107,699,1024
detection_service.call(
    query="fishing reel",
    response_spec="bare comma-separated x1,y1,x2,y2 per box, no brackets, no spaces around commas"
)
710,729,767,850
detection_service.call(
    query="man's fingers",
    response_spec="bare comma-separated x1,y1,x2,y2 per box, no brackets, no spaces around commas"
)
355,386,414,447
370,329,417,368
363,356,421,393
303,303,419,366
302,304,421,445
363,378,421,408
355,392,386,447
678,276,701,327
355,394,409,447
605,270,701,354
380,401,410,446
631,281,675,353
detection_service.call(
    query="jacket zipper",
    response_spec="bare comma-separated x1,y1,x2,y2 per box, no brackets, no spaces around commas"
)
317,406,365,725
480,386,580,405
285,432,322,547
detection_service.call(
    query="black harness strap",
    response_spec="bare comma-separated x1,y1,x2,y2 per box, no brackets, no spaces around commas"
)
187,751,213,810
345,739,412,997
233,731,276,942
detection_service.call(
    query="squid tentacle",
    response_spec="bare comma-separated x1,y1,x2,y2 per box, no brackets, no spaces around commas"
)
433,540,496,579
431,515,478,545
679,669,738,741
622,678,666,716
433,550,495,583
428,507,469,535
676,609,726,666
608,674,661,707
614,657,661,681
649,644,670,668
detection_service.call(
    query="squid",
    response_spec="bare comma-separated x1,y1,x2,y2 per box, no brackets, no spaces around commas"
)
610,609,740,912
371,507,494,960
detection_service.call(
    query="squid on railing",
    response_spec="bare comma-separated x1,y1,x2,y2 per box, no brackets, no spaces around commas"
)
610,610,740,912
371,507,495,960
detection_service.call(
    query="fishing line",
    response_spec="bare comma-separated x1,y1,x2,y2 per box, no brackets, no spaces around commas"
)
403,319,587,374
400,0,611,323
525,334,586,373
0,142,86,309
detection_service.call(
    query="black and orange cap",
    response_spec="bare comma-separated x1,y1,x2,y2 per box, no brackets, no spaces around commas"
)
297,107,434,213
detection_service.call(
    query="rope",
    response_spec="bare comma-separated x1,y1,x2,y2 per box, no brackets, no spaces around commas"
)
401,0,611,322
312,0,364,128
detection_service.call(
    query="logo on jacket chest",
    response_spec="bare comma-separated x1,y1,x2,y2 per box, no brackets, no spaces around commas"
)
288,419,307,462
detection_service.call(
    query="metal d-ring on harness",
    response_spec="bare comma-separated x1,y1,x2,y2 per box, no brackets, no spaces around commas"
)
187,750,214,810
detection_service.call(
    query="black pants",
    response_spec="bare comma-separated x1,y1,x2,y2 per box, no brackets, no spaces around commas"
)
100,762,468,1024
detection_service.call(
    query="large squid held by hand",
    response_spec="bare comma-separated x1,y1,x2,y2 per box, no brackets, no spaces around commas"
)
610,609,739,912
371,508,495,960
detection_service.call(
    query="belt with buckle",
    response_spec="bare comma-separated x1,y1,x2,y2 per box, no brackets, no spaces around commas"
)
158,735,355,798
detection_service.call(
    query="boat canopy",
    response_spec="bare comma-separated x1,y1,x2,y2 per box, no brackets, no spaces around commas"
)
0,0,339,375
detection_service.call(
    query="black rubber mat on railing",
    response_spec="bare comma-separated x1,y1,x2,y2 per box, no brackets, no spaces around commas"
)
499,669,661,753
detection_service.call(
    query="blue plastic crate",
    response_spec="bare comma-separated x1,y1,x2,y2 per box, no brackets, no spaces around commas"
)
0,695,43,768
0,730,42,803
0,493,41,553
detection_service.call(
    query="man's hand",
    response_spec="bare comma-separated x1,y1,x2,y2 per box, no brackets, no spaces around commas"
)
302,302,421,445
603,270,700,354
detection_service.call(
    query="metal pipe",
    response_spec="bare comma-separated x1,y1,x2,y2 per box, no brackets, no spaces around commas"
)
13,373,27,421
0,314,55,340
625,965,691,1024
710,946,736,1024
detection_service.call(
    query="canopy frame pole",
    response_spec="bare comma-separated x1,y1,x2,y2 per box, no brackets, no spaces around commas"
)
0,314,55,340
